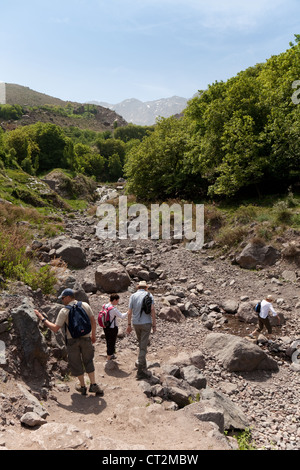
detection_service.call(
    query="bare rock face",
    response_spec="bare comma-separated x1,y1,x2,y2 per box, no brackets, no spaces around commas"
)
11,299,49,373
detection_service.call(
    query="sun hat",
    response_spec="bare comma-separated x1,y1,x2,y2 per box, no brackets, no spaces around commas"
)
137,280,148,288
58,288,75,299
266,295,273,302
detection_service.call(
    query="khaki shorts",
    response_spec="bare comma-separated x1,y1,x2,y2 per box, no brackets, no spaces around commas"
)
66,337,95,377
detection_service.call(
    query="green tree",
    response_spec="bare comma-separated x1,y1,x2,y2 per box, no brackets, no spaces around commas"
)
73,143,105,179
34,123,71,172
183,37,300,198
108,153,122,181
124,117,198,201
114,123,154,143
5,126,39,174
96,138,125,163
0,104,23,120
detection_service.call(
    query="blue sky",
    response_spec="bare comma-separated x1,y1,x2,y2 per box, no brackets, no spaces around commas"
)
1,0,300,103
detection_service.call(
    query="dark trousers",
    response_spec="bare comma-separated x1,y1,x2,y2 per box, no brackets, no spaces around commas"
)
257,316,272,334
104,327,118,356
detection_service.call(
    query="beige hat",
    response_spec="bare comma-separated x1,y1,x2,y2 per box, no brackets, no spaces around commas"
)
137,280,148,288
266,295,273,301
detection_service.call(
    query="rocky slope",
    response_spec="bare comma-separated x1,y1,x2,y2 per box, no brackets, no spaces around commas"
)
2,83,127,132
0,186,300,451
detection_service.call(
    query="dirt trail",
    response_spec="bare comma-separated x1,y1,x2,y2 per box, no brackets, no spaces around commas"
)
1,205,300,451
1,337,231,451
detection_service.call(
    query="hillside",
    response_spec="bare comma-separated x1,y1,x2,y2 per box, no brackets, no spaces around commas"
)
5,83,70,107
1,181,300,451
2,83,128,132
90,96,188,125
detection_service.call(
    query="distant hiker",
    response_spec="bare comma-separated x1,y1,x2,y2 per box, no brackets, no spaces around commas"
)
126,280,156,380
250,295,280,338
99,294,128,363
34,288,104,396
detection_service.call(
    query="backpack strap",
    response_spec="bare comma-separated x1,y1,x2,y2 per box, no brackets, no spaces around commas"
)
107,305,116,327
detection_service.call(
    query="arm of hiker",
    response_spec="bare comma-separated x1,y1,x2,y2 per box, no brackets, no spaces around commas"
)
114,307,128,319
90,315,97,343
34,309,61,333
151,305,156,333
126,309,132,334
270,305,280,325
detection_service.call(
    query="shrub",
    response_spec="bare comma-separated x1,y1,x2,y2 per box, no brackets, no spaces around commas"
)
273,201,293,225
234,205,258,224
216,225,247,249
0,221,57,294
24,265,57,294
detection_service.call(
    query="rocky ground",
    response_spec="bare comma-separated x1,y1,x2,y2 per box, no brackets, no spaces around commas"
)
0,191,300,452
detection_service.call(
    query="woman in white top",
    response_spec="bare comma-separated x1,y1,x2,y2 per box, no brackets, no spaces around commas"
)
251,295,280,338
103,294,128,361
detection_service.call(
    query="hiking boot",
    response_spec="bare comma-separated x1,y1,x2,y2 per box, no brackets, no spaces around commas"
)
76,384,87,395
135,360,148,369
89,383,104,396
136,370,151,381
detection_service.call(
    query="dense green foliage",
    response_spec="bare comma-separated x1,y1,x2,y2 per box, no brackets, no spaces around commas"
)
1,37,300,200
0,122,127,181
0,104,24,120
126,37,300,200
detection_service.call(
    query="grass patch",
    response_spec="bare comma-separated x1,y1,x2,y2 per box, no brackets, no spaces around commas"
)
227,428,257,450
0,201,61,293
0,225,57,294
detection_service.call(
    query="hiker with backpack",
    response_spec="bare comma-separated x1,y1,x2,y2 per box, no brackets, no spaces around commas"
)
126,280,156,380
34,288,104,396
98,294,128,363
249,294,280,339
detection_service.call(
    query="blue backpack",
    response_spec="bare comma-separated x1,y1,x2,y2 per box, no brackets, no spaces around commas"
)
254,301,261,314
65,301,91,338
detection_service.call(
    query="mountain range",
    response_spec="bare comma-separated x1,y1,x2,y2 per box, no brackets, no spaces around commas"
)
1,83,188,128
89,96,188,126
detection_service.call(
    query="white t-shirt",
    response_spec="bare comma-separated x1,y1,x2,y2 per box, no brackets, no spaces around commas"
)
259,299,277,319
105,303,127,328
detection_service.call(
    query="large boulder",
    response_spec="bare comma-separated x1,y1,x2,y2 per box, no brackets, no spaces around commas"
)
201,387,249,431
166,350,206,370
221,299,239,314
236,301,258,324
11,299,49,373
159,306,186,323
95,263,131,293
236,242,280,269
204,333,279,372
178,387,249,434
55,241,87,269
180,365,207,390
